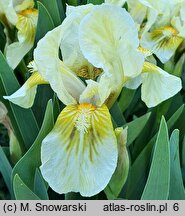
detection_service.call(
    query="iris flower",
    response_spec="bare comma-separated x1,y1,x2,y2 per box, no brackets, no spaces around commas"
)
0,0,38,69
136,0,185,63
5,4,143,196
5,3,144,108
4,2,182,195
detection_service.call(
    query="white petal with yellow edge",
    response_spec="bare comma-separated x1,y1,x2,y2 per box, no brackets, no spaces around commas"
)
34,25,86,105
79,5,144,81
141,62,182,107
40,104,118,197
4,72,47,108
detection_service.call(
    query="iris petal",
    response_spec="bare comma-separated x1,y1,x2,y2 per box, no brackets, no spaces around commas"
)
6,8,38,69
79,4,144,83
105,0,126,7
141,26,183,63
141,62,182,107
40,104,118,196
34,25,86,105
60,4,96,78
4,72,47,108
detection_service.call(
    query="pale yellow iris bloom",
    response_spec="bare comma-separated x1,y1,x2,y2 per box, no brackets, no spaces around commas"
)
4,2,182,196
77,3,182,107
34,25,118,197
5,3,144,108
5,4,140,196
5,2,182,110
135,0,185,63
0,0,38,69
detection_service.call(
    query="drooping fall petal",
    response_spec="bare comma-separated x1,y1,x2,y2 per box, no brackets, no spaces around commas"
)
4,72,48,108
141,62,182,107
40,104,118,197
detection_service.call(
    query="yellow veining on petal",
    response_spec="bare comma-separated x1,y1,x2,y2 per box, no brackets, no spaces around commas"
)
142,61,159,74
138,46,152,56
40,102,118,196
54,104,114,163
162,26,179,36
28,72,48,88
16,8,38,43
150,26,183,49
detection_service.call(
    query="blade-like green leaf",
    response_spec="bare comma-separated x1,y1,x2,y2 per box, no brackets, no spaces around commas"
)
32,85,54,127
34,169,49,200
40,0,63,26
141,117,170,200
166,93,184,120
182,136,185,169
67,0,78,5
12,100,54,190
87,0,104,4
53,93,62,121
173,54,185,77
167,104,184,129
0,51,39,150
35,2,55,43
132,111,156,159
118,87,136,112
125,112,151,146
169,130,185,199
124,88,141,119
156,98,172,125
13,174,40,200
126,105,183,199
170,106,185,142
0,24,6,52
0,146,12,195
110,102,126,126
56,0,65,21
